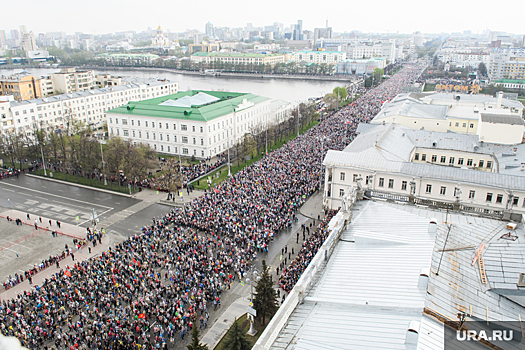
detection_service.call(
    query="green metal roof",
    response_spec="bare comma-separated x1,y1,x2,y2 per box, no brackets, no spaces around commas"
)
496,79,525,84
107,90,270,122
191,52,283,58
97,53,160,58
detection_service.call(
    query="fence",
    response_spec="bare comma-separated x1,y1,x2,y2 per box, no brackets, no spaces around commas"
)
253,210,348,350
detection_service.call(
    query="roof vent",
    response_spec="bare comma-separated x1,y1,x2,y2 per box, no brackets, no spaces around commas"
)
432,142,437,147
405,321,421,345
428,218,437,234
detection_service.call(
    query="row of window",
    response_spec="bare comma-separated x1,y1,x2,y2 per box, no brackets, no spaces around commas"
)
414,153,492,168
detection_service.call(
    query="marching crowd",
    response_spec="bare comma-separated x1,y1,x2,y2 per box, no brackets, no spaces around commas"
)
0,62,426,349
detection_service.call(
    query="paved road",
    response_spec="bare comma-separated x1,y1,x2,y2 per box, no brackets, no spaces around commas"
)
0,175,139,227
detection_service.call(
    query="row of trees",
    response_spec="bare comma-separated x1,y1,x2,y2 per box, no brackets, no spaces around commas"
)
1,127,156,188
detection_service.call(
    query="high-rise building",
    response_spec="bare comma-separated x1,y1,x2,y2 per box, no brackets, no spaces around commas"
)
20,31,37,51
19,25,27,35
0,30,6,45
293,20,303,41
205,22,215,38
314,27,333,42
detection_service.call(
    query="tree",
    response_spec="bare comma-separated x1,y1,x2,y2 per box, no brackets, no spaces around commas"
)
186,325,208,350
253,260,278,325
478,62,487,77
333,87,348,103
223,318,251,350
373,68,384,85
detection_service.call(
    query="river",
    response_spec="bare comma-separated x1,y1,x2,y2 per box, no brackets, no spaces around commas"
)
0,67,347,103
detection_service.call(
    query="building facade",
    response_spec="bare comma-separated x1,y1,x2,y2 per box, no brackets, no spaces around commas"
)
106,90,272,159
289,51,345,64
190,52,285,66
0,80,177,136
0,74,43,102
323,123,525,216
50,68,96,94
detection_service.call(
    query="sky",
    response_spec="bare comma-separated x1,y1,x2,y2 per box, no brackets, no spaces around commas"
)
3,0,523,36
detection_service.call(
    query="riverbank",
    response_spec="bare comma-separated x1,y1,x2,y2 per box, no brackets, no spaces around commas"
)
1,64,359,82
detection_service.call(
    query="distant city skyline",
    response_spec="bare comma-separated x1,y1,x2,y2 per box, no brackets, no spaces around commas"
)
4,0,524,36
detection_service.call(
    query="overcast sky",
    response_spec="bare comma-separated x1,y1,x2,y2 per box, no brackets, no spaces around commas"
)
4,0,523,36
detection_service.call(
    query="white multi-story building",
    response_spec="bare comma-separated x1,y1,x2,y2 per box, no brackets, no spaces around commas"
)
106,90,272,159
437,48,490,68
371,92,524,144
50,67,96,94
323,122,525,216
0,80,177,135
489,52,525,81
290,51,345,64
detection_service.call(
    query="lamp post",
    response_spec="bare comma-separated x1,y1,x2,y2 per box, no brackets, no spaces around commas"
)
224,126,233,176
100,142,107,185
40,145,47,176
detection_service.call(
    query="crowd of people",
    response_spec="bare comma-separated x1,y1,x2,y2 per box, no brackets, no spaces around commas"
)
0,62,427,349
278,209,338,292
139,154,227,192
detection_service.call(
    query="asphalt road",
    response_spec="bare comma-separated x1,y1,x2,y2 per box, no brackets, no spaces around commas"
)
0,175,139,227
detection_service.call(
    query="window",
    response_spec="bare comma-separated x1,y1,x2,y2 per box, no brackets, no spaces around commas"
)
431,155,437,162
173,124,176,130
486,193,493,202
123,130,129,137
193,138,196,145
168,146,170,152
496,194,503,203
137,120,141,126
192,126,195,132
339,189,345,197
440,186,446,195
462,123,466,127
181,125,187,131
160,145,164,151
159,123,162,129
486,161,492,169
166,135,169,141
201,139,204,145
365,175,371,185
138,131,142,138
470,124,474,128
122,119,128,125
146,132,149,139
152,122,155,128
166,123,168,129
182,148,188,155
440,156,446,163
379,178,384,187
132,130,135,137
421,154,427,161
455,122,459,127
401,181,407,190
469,190,475,199
115,118,119,124
182,136,188,143
200,127,203,133
145,121,148,127
388,179,394,189
458,158,464,165
353,174,358,182
467,159,473,166
414,153,419,161
426,184,432,194
449,157,455,165
478,160,484,168
340,172,346,181
153,133,156,140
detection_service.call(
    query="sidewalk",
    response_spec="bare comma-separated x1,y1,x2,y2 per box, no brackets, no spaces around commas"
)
0,231,111,302
201,293,250,349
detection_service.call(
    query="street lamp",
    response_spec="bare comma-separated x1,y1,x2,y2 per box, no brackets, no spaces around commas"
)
100,142,107,185
224,126,233,176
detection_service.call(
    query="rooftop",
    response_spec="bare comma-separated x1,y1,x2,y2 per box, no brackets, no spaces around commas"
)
481,113,525,125
264,200,525,349
107,90,270,122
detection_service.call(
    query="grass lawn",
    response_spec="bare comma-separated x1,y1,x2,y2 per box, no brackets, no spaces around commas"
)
423,83,436,92
213,313,266,350
32,169,132,194
191,120,319,190
1,160,32,170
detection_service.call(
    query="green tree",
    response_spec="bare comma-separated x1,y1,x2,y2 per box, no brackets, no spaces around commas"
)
478,62,487,77
333,86,348,101
223,318,251,350
186,325,208,350
373,68,384,84
253,260,278,325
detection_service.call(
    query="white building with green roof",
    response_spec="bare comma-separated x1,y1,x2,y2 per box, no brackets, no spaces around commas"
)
106,90,272,159
190,52,285,66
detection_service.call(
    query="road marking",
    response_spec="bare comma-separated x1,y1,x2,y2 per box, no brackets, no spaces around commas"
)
0,182,114,209
58,190,63,192
115,202,120,205
41,186,46,188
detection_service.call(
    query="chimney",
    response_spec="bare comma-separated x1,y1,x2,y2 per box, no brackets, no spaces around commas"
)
428,218,437,234
496,91,503,109
405,320,421,345
418,268,430,290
